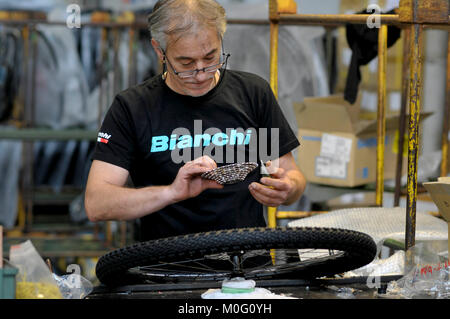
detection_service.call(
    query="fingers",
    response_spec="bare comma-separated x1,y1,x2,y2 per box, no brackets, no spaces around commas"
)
191,155,217,170
181,160,223,185
202,179,224,190
264,160,282,176
259,176,289,190
249,184,282,207
249,164,292,206
268,166,285,179
248,182,288,207
182,162,213,177
180,156,217,178
171,157,223,202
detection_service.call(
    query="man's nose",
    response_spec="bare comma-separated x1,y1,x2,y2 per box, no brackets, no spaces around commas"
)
193,66,213,81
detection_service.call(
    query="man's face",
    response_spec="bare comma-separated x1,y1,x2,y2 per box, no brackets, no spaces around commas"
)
159,27,222,97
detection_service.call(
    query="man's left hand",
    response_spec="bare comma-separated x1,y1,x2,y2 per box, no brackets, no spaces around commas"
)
248,166,294,207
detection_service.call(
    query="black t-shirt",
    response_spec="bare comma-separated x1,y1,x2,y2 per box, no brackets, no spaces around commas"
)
92,69,300,240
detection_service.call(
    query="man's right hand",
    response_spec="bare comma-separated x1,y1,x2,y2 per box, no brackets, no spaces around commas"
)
168,156,224,203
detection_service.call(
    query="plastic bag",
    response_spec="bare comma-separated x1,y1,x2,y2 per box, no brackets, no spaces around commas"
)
380,242,450,299
9,240,62,299
52,272,93,299
344,250,405,278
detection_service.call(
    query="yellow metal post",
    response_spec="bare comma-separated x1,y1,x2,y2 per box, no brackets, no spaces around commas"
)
268,0,297,228
398,0,447,250
376,24,388,207
269,22,279,100
268,0,297,266
440,34,450,177
268,1,279,229
268,0,297,101
394,27,411,207
405,23,424,250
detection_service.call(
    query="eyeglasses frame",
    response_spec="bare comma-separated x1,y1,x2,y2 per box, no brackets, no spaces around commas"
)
160,42,230,79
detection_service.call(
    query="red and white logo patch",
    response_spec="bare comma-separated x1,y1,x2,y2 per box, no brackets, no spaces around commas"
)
97,132,111,144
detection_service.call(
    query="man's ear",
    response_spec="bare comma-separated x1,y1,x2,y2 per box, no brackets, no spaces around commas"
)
151,39,164,61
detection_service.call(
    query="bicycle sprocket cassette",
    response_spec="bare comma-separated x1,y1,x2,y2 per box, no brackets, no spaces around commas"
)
201,162,258,185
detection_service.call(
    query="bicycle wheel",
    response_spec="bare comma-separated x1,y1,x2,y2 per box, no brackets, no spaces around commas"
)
96,227,377,286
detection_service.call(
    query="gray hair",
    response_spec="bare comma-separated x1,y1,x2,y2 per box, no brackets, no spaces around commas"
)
148,0,227,50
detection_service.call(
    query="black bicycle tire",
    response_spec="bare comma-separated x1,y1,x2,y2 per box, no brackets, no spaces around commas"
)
96,227,377,286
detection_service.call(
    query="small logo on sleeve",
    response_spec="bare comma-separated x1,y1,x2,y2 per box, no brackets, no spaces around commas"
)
97,132,111,144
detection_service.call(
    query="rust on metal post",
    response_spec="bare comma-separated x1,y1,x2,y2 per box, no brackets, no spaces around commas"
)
399,0,438,250
394,27,411,206
399,0,449,24
441,34,450,177
405,23,424,250
376,25,388,207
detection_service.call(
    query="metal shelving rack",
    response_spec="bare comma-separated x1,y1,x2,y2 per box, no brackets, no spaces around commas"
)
0,10,140,255
268,0,450,251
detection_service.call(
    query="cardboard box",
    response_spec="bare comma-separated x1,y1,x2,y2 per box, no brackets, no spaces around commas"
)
423,177,450,258
294,94,411,187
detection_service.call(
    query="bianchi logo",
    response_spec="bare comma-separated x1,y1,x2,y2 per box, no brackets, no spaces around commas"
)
97,132,111,144
150,120,280,165
150,129,253,153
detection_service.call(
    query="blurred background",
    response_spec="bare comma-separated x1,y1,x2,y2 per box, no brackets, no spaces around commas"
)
0,0,447,284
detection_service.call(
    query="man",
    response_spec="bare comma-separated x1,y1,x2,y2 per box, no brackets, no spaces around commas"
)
84,0,306,241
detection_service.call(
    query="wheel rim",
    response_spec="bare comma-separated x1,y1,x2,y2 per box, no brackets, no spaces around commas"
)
96,227,377,286
126,248,346,283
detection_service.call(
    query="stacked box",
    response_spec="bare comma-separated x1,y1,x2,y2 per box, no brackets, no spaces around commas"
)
293,95,431,187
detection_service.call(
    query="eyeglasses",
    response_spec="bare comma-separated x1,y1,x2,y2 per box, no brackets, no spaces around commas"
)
162,49,230,79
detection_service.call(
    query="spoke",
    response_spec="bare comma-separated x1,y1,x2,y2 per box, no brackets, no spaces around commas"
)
133,248,346,282
184,260,216,271
138,252,241,274
298,248,318,255
243,259,273,269
139,259,223,273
